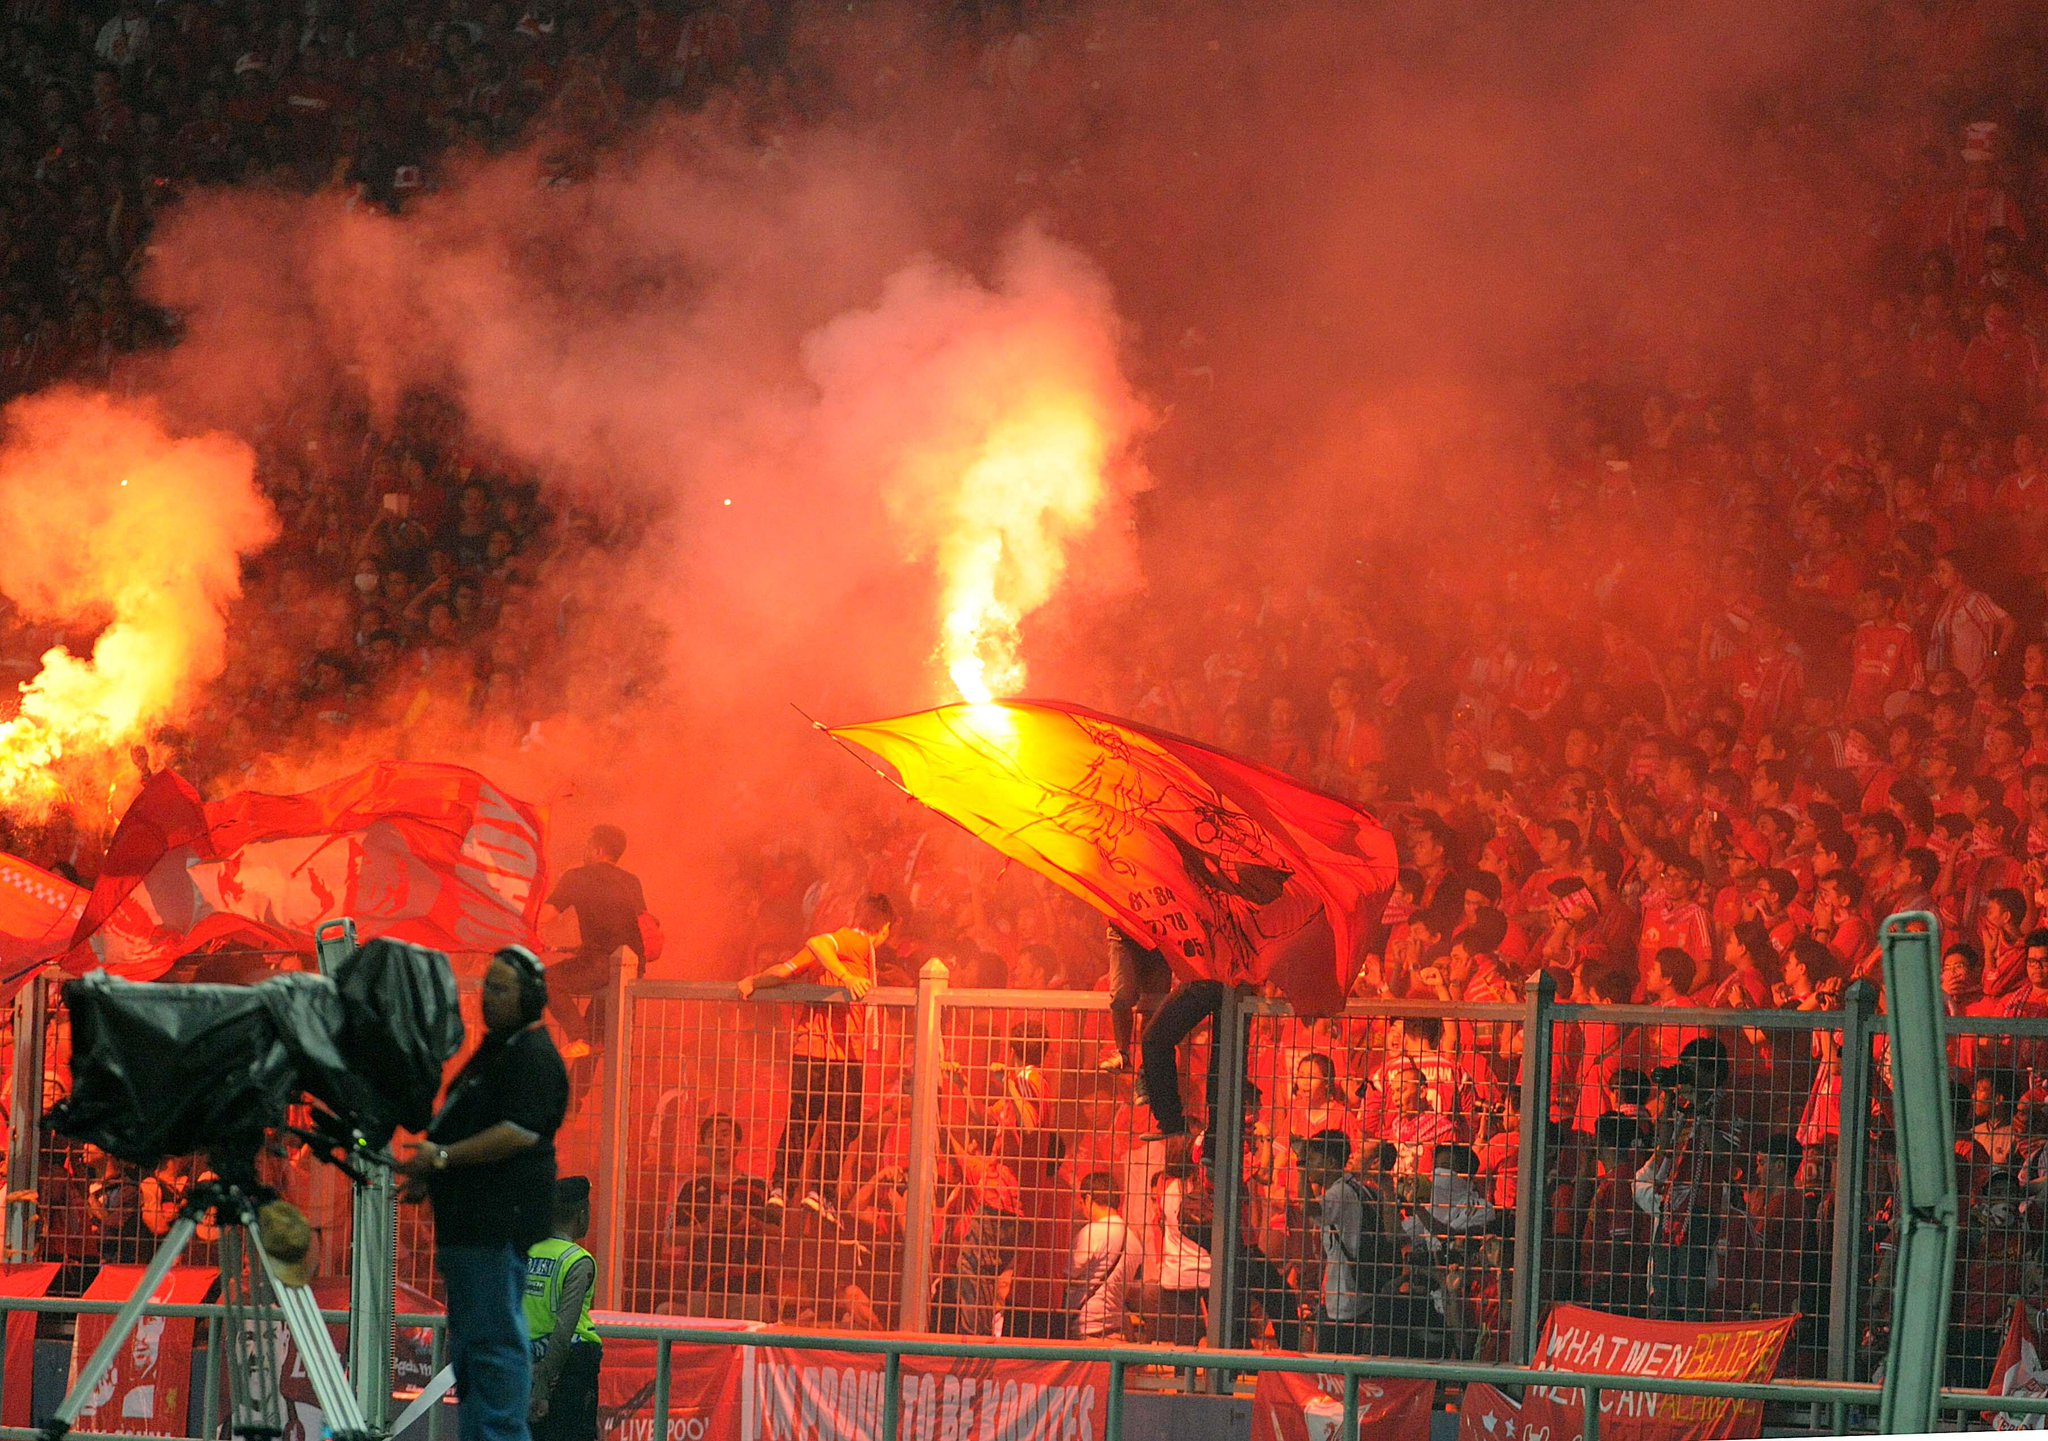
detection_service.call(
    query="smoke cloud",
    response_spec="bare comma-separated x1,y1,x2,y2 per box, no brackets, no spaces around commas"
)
6,0,1984,962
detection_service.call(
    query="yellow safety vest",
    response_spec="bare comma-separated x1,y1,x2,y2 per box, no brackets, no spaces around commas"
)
524,1237,601,1348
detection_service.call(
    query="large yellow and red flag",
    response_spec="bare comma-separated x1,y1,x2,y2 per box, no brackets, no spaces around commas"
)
830,700,1397,1014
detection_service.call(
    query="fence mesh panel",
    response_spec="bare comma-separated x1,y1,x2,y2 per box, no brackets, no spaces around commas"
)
615,986,913,1326
1241,1007,1521,1360
1935,1016,2048,1391
1537,1012,1841,1379
929,994,1158,1342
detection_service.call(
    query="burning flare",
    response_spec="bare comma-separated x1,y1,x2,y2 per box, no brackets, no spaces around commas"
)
0,391,274,813
808,226,1145,707
938,397,1119,704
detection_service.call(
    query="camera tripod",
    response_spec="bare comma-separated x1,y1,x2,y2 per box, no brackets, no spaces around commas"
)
41,1179,378,1441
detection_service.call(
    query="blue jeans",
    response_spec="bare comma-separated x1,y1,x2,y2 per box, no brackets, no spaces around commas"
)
440,1244,532,1441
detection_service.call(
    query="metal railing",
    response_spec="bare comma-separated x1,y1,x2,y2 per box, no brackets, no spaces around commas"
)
0,1293,2043,1440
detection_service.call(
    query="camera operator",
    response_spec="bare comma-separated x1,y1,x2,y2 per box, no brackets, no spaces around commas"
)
1631,1039,1743,1320
400,947,570,1441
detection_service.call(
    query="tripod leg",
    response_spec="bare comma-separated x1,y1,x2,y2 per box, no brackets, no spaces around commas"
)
248,1223,376,1441
220,1226,290,1441
387,1365,455,1439
44,1216,199,1440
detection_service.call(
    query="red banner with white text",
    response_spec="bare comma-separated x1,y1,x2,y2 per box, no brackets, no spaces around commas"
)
69,1265,215,1436
1251,1369,1434,1441
597,1335,1110,1441
1456,1306,1792,1441
599,1336,745,1441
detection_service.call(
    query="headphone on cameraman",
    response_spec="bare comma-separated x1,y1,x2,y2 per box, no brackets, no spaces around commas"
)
495,945,549,1027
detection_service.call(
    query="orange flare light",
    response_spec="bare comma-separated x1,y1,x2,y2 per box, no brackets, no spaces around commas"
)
938,398,1114,704
0,391,275,814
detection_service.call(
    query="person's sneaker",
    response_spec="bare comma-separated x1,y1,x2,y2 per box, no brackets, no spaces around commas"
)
1139,1126,1186,1144
799,1191,825,1218
765,1188,788,1223
1097,1050,1130,1074
562,1040,593,1062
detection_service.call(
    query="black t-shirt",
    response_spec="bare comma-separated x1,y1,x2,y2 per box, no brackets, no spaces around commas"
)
427,1025,570,1250
547,862,648,962
674,1174,770,1291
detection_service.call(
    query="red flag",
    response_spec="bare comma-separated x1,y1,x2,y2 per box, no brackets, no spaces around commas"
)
830,700,1397,1012
0,853,88,978
1988,1299,2048,1428
67,763,548,978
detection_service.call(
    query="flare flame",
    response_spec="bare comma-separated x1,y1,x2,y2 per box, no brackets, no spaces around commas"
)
938,397,1117,704
0,391,275,814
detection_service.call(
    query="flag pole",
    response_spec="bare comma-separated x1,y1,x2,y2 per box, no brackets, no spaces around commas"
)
792,703,994,851
792,703,924,804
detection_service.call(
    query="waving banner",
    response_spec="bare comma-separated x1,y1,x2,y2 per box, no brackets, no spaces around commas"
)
64,763,547,979
1988,1299,2048,1429
0,853,86,976
830,701,1396,1013
1455,1305,1794,1441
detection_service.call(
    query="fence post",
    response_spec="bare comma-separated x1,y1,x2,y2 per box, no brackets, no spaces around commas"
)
898,959,950,1332
599,950,634,1310
315,919,394,1430
1510,973,1556,1365
1204,986,1249,1365
5,978,46,1263
1828,979,1877,1391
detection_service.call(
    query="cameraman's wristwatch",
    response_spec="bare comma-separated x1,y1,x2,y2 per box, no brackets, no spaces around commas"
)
433,1145,450,1171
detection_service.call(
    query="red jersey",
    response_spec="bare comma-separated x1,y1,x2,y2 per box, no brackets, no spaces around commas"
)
1846,620,1922,719
1637,896,1713,976
1580,1174,1653,1313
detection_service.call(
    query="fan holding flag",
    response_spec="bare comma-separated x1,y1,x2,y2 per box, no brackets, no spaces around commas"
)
822,699,1399,1140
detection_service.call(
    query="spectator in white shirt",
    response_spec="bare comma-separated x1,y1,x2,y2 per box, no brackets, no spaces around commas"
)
1149,1159,1209,1347
94,0,149,66
1067,1172,1141,1340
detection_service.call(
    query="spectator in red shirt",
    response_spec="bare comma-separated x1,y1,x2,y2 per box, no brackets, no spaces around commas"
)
1845,580,1922,719
1579,1112,1651,1313
1315,672,1384,793
1962,300,2041,435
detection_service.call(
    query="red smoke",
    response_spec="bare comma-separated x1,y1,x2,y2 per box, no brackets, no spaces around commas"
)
0,0,1982,966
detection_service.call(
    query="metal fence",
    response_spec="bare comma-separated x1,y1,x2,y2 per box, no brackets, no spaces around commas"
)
0,1294,2045,1441
10,959,2048,1397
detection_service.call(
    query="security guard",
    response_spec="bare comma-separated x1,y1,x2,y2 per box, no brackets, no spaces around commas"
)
525,1177,603,1441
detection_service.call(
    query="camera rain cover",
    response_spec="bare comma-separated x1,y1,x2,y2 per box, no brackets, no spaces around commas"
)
317,938,465,1138
50,940,464,1167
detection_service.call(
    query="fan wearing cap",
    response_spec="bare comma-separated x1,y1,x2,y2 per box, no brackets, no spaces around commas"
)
526,1178,602,1441
399,946,570,1441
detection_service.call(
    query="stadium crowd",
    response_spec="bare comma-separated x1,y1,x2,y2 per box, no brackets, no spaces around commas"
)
3,0,2048,1391
682,0,2048,1381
